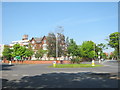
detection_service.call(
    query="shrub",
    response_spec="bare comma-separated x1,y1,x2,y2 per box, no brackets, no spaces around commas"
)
71,57,82,64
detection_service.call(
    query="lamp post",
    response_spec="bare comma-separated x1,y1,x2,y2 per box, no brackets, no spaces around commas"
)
55,26,64,61
98,52,101,63
94,44,96,59
56,33,58,60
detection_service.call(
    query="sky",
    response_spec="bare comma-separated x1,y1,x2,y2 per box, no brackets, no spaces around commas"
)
2,2,118,53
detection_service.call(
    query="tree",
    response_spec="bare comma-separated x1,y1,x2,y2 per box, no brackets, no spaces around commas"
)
24,44,34,60
46,33,56,57
80,41,95,61
35,49,47,59
106,32,120,59
102,53,107,59
96,43,108,59
23,48,34,59
2,47,12,60
67,39,78,56
46,32,66,57
11,44,26,59
11,44,34,60
57,33,66,57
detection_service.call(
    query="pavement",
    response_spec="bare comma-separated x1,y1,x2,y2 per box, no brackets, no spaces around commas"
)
1,60,119,88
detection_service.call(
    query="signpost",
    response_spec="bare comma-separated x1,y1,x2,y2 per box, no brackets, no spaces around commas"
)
15,56,21,60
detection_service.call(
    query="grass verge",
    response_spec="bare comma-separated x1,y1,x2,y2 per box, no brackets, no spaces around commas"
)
49,64,103,68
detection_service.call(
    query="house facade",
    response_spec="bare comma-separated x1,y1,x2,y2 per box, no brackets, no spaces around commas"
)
29,36,48,60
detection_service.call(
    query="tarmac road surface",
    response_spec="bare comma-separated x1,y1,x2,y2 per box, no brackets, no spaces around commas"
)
1,61,119,88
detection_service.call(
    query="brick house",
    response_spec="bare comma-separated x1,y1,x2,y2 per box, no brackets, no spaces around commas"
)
9,34,68,60
29,36,47,51
29,36,48,60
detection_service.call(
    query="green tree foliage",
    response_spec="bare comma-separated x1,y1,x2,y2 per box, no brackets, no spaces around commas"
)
102,53,107,59
80,41,95,60
106,32,120,59
24,48,34,58
35,49,47,59
67,39,79,56
11,44,26,58
96,43,108,59
11,44,34,60
2,47,12,60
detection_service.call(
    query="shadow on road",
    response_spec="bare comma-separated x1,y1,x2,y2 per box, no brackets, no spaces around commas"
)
2,72,119,89
0,64,14,71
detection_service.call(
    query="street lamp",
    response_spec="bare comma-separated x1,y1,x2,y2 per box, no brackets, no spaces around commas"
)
98,52,101,63
56,33,58,60
55,26,64,61
94,43,96,59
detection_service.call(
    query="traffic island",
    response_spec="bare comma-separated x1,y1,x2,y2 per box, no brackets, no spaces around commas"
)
49,64,103,68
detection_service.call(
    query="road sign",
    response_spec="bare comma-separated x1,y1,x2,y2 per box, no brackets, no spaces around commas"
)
15,56,21,60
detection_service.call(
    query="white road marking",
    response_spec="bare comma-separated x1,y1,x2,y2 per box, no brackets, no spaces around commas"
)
22,74,29,76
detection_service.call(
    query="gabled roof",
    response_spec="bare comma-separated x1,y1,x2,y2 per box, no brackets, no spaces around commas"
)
30,36,46,43
34,37,42,43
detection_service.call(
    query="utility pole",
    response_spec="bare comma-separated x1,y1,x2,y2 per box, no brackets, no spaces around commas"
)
56,33,58,60
94,43,96,59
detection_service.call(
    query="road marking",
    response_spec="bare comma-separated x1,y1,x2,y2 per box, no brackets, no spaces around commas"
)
22,74,29,76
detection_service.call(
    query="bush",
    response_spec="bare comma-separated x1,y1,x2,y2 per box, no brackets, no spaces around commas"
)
71,57,82,64
81,57,92,62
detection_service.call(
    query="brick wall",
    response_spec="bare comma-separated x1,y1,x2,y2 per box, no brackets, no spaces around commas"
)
2,59,71,64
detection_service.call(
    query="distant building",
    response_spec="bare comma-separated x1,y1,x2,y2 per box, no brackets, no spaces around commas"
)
9,35,29,48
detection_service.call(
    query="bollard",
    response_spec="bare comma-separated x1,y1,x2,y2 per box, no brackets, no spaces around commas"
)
53,61,56,67
9,61,12,65
99,60,101,63
92,60,95,66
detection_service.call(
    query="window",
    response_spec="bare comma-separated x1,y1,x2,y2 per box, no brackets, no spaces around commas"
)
32,40,35,44
43,44,47,50
32,46,35,50
43,40,46,43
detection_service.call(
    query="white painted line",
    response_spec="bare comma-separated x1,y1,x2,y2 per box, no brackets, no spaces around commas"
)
22,74,29,76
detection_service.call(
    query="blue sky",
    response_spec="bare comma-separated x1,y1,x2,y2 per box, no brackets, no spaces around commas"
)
2,2,118,53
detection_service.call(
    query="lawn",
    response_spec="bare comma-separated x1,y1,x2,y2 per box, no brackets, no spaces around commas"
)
49,64,103,68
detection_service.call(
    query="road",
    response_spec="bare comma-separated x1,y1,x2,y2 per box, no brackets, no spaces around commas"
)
1,60,119,88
